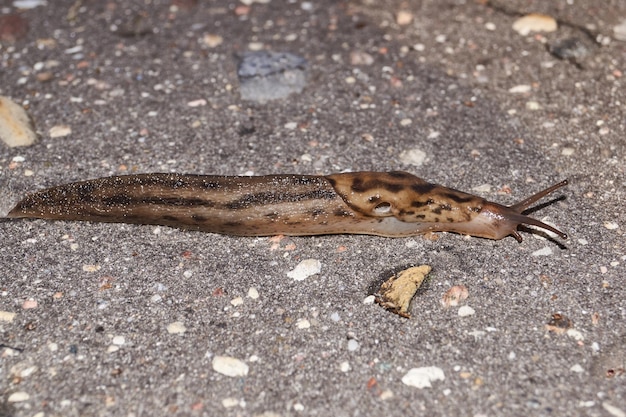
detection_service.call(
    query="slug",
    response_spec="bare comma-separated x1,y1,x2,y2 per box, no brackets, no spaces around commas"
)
6,171,567,241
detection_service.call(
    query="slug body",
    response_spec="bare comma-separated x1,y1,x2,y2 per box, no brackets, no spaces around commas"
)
7,171,567,241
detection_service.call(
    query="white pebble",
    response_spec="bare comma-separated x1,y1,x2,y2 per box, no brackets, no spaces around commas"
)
112,336,125,346
570,364,584,373
340,361,351,372
604,221,619,230
362,295,376,304
613,19,626,41
287,259,321,281
247,287,259,299
7,391,30,402
508,84,532,94
347,339,360,351
512,13,557,36
330,312,341,322
0,311,16,322
230,296,244,306
531,247,553,257
13,0,47,9
399,118,412,126
0,96,37,147
294,403,305,411
221,397,241,408
566,329,584,341
401,366,445,388
296,318,310,329
49,124,72,138
284,122,298,130
212,356,249,377
458,305,475,317
602,402,626,417
167,321,187,334
187,99,207,107
399,148,426,166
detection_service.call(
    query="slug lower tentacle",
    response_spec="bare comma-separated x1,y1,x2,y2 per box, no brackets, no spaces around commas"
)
6,171,568,241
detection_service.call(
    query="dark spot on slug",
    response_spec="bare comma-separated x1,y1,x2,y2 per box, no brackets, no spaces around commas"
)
468,206,482,213
387,171,414,179
192,214,208,222
446,217,454,222
102,194,133,206
414,214,426,219
411,199,434,208
309,208,326,217
368,195,381,203
410,183,436,195
442,192,476,204
161,215,179,222
265,212,279,219
334,208,353,218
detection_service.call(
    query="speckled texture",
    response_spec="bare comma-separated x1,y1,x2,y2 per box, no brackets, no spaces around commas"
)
0,1,624,416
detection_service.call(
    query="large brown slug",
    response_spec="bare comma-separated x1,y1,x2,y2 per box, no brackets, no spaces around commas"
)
7,171,568,241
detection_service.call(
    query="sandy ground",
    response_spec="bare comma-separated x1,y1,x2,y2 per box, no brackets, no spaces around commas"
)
0,1,624,416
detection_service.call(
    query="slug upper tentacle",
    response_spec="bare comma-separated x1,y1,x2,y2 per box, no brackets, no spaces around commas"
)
6,171,568,241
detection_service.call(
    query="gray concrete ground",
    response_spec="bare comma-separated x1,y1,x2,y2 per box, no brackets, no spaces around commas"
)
0,0,625,416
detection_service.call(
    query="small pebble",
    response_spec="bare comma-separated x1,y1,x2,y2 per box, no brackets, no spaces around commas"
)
401,366,445,388
22,299,37,309
458,305,475,317
566,329,584,341
0,311,17,322
613,19,626,41
399,148,426,166
340,361,351,372
441,285,468,308
330,312,341,322
399,118,412,126
603,402,626,417
570,364,584,373
604,221,619,230
49,125,72,138
221,397,241,408
396,10,413,26
13,0,47,8
247,287,259,299
238,51,307,102
0,14,29,43
287,259,321,281
202,33,223,48
230,296,244,306
508,84,532,94
363,295,376,304
0,96,37,147
347,339,360,351
112,336,125,346
7,392,30,402
187,99,207,107
296,318,310,329
549,38,589,60
512,13,557,36
212,356,249,377
82,264,101,272
167,321,187,334
350,51,374,66
531,247,553,257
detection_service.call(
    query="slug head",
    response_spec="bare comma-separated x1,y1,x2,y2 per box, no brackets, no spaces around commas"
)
465,180,569,242
326,171,568,241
